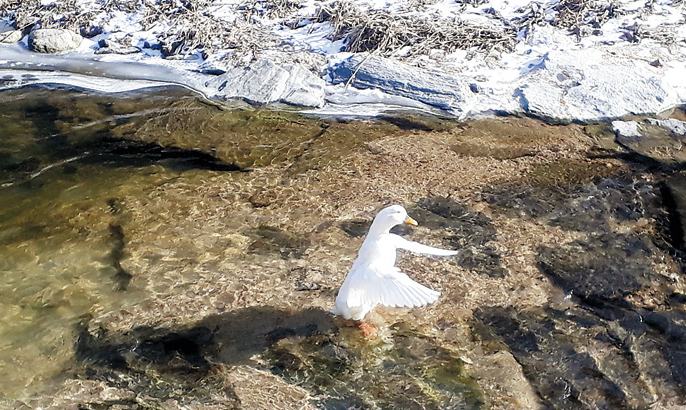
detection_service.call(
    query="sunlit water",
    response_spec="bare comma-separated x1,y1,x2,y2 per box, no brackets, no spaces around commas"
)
0,86,462,406
1,85,685,409
0,88,193,401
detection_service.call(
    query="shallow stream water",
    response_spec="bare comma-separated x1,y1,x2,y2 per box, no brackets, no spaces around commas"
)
1,85,686,409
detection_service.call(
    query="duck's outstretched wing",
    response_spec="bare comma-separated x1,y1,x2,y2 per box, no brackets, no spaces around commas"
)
394,236,458,256
350,267,441,309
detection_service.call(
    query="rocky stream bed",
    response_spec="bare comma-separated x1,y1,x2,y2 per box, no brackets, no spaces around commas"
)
1,86,686,409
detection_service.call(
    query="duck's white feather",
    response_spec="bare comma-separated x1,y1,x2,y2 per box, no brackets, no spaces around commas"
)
333,205,456,320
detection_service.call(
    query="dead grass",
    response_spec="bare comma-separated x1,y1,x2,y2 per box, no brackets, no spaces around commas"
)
1,0,681,59
139,0,278,57
315,1,516,56
513,0,624,40
552,0,622,37
2,0,101,32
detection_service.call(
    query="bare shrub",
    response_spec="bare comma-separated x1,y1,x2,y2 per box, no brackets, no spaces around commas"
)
552,0,622,37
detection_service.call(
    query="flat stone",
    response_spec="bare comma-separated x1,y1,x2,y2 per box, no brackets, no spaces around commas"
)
206,60,325,107
326,54,473,118
28,29,83,53
0,30,22,44
517,49,675,121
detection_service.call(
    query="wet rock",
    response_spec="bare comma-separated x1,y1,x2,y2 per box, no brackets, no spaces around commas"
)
206,60,325,107
326,54,473,118
68,307,334,409
247,225,311,259
537,233,658,304
612,119,686,164
472,306,656,409
265,323,484,410
451,141,533,159
228,365,318,410
484,178,662,233
517,49,675,121
414,196,504,277
339,219,371,237
0,30,22,44
28,29,83,53
291,266,327,291
661,173,686,250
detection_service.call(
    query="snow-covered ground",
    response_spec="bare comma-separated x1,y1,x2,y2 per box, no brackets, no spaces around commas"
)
0,0,685,121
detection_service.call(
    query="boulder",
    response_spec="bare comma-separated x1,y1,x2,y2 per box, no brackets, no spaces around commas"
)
28,29,83,53
516,49,675,121
326,54,473,118
205,60,325,107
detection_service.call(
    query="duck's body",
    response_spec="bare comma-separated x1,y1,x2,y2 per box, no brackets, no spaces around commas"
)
333,205,457,320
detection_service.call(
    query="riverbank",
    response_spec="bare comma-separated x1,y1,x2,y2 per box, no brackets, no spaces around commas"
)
1,0,685,121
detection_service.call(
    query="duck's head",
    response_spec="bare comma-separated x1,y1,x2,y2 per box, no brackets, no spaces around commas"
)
372,205,418,232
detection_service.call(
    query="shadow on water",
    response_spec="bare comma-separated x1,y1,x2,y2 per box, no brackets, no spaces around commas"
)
0,86,244,190
73,306,484,410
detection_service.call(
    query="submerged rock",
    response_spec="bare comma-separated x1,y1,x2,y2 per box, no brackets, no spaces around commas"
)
28,29,83,53
206,60,325,107
413,196,505,278
4,88,686,408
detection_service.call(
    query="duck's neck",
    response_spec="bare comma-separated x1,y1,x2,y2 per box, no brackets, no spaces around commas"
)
367,219,395,238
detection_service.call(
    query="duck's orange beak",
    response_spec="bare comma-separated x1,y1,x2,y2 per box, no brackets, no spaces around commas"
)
404,216,418,226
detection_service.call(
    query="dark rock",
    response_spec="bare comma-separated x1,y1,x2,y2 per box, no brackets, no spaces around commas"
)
537,233,657,304
413,196,505,277
340,219,371,237
483,178,662,234
96,38,141,55
658,176,686,251
472,306,653,409
247,225,311,259
80,25,103,38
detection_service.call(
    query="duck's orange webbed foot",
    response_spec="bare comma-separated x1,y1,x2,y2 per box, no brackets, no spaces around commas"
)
358,321,378,338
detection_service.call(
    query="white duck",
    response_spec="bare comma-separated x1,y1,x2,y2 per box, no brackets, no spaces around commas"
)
333,205,457,321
